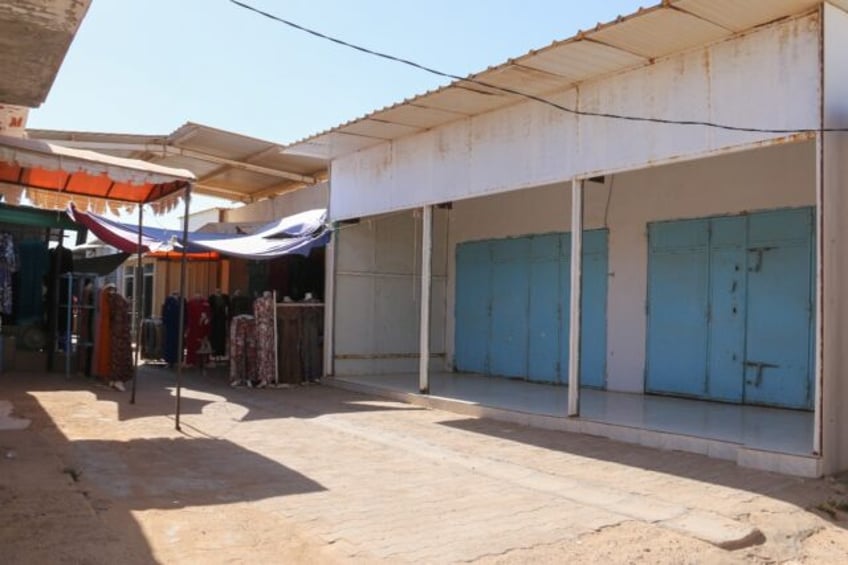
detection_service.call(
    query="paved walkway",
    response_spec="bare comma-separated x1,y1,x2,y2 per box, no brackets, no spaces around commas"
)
2,367,848,563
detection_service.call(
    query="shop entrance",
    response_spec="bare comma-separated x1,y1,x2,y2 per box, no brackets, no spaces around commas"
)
646,208,814,409
455,230,608,387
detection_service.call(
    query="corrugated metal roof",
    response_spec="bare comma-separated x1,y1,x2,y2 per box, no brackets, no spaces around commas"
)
284,0,832,161
28,122,329,202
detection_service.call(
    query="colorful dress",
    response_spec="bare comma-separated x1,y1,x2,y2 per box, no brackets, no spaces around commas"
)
253,293,276,386
185,296,211,366
108,292,133,383
229,315,257,384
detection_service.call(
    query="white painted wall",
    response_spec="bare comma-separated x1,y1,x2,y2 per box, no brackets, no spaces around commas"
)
446,141,815,392
331,14,820,221
821,3,848,474
333,208,448,375
225,182,328,224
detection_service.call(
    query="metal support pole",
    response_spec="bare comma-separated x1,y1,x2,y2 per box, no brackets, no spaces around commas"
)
131,204,144,404
419,206,433,394
568,179,583,417
323,233,336,378
175,185,191,431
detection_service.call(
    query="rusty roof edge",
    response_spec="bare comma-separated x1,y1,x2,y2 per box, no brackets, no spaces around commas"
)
27,128,168,144
280,2,671,151
282,0,825,158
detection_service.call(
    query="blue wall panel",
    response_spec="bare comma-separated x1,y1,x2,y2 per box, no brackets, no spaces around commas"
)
454,241,491,373
528,235,561,382
560,232,609,387
744,209,813,409
646,208,814,410
646,220,710,397
454,230,608,387
707,217,746,403
489,238,531,378
579,231,609,388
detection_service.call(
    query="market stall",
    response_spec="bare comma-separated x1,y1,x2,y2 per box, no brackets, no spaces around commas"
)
68,206,331,388
0,134,196,428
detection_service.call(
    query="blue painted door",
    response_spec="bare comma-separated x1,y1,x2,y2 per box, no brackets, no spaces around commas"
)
576,231,609,388
706,216,747,402
646,208,814,409
489,238,531,378
454,230,609,387
560,231,609,388
528,235,561,382
646,220,710,396
454,241,491,373
743,209,813,409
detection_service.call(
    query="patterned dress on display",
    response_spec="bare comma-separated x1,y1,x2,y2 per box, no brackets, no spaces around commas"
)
253,293,276,386
185,296,211,366
108,292,133,383
229,315,257,385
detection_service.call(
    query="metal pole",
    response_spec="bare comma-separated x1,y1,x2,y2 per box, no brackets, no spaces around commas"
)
131,203,144,404
419,206,433,394
65,273,72,378
568,179,583,417
323,231,336,378
175,185,191,431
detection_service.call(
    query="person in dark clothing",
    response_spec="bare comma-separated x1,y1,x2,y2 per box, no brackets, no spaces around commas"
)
208,289,229,358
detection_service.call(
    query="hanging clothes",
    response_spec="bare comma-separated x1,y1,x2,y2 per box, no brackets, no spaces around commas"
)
108,290,133,383
0,232,18,316
185,295,211,366
93,286,112,380
161,293,184,366
47,244,74,337
14,238,47,325
229,314,257,385
253,292,276,386
141,318,164,361
77,280,95,376
229,291,252,318
208,290,229,357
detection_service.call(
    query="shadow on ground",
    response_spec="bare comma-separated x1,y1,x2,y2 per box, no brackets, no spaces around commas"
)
437,415,848,526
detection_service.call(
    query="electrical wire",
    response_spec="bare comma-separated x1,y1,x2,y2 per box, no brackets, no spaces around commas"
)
228,0,847,135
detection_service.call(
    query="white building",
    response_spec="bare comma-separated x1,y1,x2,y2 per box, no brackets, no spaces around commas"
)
279,1,848,477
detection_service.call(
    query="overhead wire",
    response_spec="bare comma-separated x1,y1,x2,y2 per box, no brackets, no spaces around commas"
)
228,0,847,135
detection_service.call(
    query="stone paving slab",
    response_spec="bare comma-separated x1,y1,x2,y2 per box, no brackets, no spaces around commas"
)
2,368,848,563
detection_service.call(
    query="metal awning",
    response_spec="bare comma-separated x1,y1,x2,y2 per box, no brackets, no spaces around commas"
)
282,0,848,162
28,122,329,202
0,134,194,205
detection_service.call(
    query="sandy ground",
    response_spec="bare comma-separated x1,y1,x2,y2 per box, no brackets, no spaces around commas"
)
3,367,848,564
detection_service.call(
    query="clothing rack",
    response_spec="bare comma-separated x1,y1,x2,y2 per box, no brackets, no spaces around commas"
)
60,272,99,379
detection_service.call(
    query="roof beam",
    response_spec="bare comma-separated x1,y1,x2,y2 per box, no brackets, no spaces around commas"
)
164,145,316,184
193,182,255,202
33,139,317,184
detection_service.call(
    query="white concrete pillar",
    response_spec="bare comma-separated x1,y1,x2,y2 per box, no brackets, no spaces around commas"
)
568,178,583,417
420,205,433,394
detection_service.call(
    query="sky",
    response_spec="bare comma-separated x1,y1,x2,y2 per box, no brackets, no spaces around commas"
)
28,0,647,226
